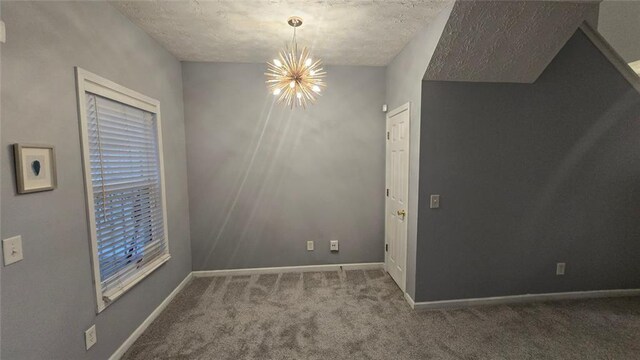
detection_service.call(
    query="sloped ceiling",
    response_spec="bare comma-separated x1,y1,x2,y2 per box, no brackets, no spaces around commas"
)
424,1,601,83
110,0,452,66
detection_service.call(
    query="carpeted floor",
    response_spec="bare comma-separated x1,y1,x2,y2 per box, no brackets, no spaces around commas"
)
123,269,640,360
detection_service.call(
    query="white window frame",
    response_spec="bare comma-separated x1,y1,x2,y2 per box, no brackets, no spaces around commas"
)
75,67,170,312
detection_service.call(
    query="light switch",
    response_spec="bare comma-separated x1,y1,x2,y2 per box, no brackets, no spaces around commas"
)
3,235,24,266
430,194,440,209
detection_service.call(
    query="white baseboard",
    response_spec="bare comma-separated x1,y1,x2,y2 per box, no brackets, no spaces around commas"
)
192,262,384,278
404,292,416,308
109,272,193,360
408,288,640,311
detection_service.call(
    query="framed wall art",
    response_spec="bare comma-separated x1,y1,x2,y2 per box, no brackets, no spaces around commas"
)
13,144,57,194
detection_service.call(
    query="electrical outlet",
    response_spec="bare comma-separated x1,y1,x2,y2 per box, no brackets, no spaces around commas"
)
330,240,339,252
556,262,566,276
85,325,97,350
307,241,314,251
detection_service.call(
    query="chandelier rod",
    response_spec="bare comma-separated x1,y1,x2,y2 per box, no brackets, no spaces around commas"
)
288,16,302,50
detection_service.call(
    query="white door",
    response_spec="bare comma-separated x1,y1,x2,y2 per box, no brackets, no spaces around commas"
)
385,103,410,292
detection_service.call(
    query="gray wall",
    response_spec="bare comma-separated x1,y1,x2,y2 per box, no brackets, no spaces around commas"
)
385,2,454,298
415,29,640,302
598,0,640,63
1,2,191,359
183,63,386,270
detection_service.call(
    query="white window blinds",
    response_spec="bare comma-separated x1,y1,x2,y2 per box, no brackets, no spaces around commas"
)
85,93,169,301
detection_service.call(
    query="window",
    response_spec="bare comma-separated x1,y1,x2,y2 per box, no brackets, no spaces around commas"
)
76,68,170,312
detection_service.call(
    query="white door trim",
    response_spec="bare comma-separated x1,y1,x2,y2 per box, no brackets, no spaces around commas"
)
387,102,410,118
385,102,410,292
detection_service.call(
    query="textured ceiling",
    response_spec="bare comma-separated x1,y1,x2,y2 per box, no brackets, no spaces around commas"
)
424,0,601,83
110,0,452,66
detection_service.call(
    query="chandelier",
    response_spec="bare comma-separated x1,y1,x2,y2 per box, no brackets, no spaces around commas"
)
265,16,326,109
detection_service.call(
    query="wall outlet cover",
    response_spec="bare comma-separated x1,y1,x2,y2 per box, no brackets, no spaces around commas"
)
430,194,440,209
3,235,24,266
85,324,97,350
307,241,314,251
556,262,566,276
330,240,339,252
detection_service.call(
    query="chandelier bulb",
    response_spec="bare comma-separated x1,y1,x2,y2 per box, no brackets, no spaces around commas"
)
273,88,281,95
289,81,296,88
312,85,321,93
274,59,283,67
296,92,302,99
305,58,312,67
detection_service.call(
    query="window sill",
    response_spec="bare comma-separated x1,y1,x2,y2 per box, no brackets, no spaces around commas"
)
98,253,171,313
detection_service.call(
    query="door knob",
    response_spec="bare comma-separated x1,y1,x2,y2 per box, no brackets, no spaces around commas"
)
397,209,406,218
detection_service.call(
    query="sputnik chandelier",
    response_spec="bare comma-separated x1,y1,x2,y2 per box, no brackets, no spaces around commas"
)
265,16,326,109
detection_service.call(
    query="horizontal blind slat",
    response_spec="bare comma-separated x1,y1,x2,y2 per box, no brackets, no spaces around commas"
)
95,97,148,117
89,132,157,147
94,201,163,228
99,237,166,268
93,185,160,197
89,143,156,155
95,207,163,235
90,153,159,161
100,241,167,283
93,192,162,211
90,164,159,172
92,172,159,183
89,119,156,137
92,179,158,192
99,235,166,272
96,210,164,243
98,227,165,255
101,248,168,292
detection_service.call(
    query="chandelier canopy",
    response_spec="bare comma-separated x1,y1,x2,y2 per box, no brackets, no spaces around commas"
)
265,16,326,109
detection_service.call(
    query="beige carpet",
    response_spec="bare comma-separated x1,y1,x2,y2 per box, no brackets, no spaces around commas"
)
123,269,640,359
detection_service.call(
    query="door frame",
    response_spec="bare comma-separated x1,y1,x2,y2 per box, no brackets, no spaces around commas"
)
384,102,410,292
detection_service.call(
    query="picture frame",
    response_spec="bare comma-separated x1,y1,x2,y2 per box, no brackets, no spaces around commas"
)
13,143,57,194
